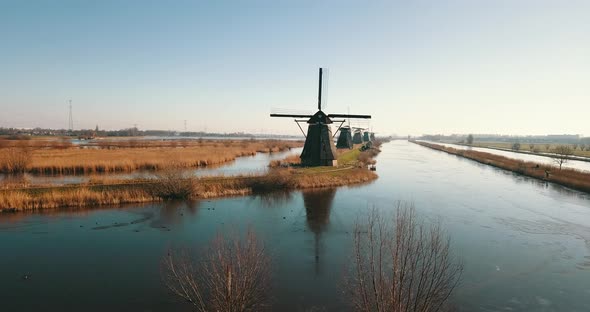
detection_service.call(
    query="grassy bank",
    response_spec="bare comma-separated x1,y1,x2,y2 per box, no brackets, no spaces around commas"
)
412,140,590,194
459,141,590,159
269,142,381,168
0,168,377,211
0,139,302,175
0,141,381,211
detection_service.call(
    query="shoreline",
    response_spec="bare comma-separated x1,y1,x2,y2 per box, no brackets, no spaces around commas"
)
435,141,590,163
411,140,590,195
0,145,381,212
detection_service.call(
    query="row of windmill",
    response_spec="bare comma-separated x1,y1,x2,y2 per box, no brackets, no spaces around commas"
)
336,126,375,148
271,68,376,167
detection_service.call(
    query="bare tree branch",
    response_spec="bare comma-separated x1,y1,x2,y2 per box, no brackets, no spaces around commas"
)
551,145,573,170
345,202,463,312
162,229,271,311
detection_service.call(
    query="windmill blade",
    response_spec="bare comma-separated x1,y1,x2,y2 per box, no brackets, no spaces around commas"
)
327,114,371,119
270,107,314,118
318,68,329,110
270,113,314,118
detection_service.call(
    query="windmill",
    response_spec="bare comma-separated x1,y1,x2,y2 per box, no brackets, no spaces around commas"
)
352,127,365,144
363,131,371,142
336,126,353,149
270,68,371,166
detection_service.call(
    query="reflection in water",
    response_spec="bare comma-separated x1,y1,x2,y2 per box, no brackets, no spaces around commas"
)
254,191,294,209
0,202,156,228
0,173,29,189
302,188,337,275
154,200,200,228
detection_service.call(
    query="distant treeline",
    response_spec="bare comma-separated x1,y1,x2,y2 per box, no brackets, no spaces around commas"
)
0,127,299,139
419,134,590,144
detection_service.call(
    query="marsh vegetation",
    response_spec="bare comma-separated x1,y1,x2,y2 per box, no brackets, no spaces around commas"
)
0,138,302,175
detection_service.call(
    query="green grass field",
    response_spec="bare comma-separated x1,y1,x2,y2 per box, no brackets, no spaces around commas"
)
337,148,361,165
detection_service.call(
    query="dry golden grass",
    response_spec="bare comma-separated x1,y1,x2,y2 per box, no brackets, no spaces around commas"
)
0,137,72,149
0,188,156,211
414,141,590,194
269,154,301,168
0,168,377,211
290,168,377,188
0,147,32,173
0,141,380,211
19,139,302,175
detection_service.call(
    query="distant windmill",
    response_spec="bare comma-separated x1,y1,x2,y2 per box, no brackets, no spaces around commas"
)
270,68,371,166
352,127,365,144
363,130,371,142
336,126,353,149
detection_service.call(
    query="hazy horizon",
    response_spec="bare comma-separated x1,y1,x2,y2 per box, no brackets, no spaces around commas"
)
2,1,588,136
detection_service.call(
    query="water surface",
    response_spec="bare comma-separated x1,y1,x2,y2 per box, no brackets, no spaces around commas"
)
1,141,590,311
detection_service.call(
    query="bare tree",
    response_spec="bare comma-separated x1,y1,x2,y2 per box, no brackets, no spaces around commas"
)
511,142,520,151
466,134,473,145
149,163,196,199
551,145,573,170
162,230,271,312
345,203,463,312
529,144,534,151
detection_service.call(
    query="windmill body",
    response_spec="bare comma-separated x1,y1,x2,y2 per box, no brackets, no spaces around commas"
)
300,111,339,166
270,68,371,166
352,129,363,144
363,131,371,142
336,126,353,149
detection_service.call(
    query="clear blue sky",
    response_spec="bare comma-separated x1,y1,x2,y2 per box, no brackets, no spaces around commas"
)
1,0,588,136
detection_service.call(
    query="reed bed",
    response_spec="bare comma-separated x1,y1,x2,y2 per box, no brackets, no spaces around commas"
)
0,137,72,149
3,139,301,175
290,168,377,188
1,141,379,211
88,138,298,151
413,141,590,194
269,154,301,168
0,168,377,211
0,188,156,211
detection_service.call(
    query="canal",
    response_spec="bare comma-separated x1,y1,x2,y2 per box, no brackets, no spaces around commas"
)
1,141,589,311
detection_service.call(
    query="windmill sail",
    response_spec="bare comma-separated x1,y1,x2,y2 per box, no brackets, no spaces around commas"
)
318,68,329,110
